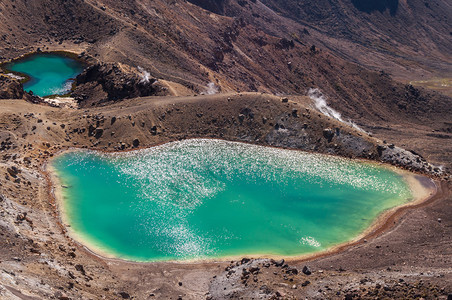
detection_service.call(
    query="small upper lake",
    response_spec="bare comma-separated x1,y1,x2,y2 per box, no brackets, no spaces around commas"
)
4,53,84,97
51,139,422,262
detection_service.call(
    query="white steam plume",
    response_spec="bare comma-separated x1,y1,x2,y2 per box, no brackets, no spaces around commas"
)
206,82,219,95
138,66,151,84
6,73,25,80
308,88,365,132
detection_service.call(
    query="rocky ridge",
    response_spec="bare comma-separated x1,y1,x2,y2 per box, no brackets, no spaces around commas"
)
73,61,168,106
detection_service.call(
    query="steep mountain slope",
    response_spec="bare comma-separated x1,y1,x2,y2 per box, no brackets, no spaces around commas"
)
241,0,452,79
1,0,450,146
1,0,451,87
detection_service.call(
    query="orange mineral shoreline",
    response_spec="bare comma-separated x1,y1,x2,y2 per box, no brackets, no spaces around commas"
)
45,140,439,265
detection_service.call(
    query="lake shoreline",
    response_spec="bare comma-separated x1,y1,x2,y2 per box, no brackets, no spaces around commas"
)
1,93,449,299
46,139,437,265
0,51,87,98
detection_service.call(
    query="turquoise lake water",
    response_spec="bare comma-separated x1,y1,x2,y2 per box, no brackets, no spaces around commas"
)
4,53,84,97
52,139,413,262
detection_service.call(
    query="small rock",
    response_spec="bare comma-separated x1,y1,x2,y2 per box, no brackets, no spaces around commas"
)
7,166,20,178
273,259,285,267
323,128,334,141
75,264,86,275
16,212,27,222
132,139,140,148
377,145,386,156
302,266,312,275
88,124,96,136
94,128,104,139
241,258,251,264
119,292,130,299
281,97,289,103
301,280,310,287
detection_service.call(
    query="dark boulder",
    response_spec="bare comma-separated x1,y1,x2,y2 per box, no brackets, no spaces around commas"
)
272,259,285,267
75,264,86,275
241,257,251,264
323,128,334,142
88,124,96,137
7,166,20,178
94,128,104,139
132,139,140,148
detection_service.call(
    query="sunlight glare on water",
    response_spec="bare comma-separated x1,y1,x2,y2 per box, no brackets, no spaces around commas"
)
52,139,413,261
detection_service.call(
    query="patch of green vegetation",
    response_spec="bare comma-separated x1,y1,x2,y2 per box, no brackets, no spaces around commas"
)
410,77,452,97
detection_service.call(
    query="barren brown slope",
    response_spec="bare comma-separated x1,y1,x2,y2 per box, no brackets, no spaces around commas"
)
1,0,450,91
0,94,450,299
232,0,452,80
1,1,451,150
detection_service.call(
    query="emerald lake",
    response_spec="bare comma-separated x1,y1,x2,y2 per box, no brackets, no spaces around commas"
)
51,139,417,262
4,53,84,97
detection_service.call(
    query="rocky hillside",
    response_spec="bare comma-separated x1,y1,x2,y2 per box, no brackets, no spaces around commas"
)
0,0,450,166
252,0,452,78
1,0,451,86
0,75,24,99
